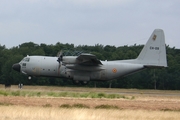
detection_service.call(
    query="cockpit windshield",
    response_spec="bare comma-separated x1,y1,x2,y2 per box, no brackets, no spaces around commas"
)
21,57,30,62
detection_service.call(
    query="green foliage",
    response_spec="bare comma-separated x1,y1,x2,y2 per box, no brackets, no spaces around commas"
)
43,104,52,108
60,104,120,109
59,104,72,108
59,103,90,109
0,102,13,106
97,93,106,98
11,91,20,96
95,105,119,109
0,90,128,99
0,42,180,90
0,90,8,96
72,103,90,108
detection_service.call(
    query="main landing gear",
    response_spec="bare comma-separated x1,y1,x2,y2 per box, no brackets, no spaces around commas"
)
73,80,89,85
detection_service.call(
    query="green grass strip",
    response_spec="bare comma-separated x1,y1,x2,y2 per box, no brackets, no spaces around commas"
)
0,90,130,99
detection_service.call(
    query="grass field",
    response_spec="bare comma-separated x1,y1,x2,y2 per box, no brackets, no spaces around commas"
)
0,85,180,120
0,106,180,120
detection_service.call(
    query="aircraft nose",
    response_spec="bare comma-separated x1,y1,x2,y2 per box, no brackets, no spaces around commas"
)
12,63,21,72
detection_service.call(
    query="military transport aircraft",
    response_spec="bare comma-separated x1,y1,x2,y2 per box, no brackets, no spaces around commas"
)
12,29,167,85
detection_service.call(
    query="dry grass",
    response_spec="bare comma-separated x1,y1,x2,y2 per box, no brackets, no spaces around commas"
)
1,85,180,119
0,105,179,120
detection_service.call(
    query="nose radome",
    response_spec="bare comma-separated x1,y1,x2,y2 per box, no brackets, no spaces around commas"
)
12,63,21,72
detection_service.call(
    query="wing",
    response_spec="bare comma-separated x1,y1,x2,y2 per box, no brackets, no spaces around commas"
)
76,53,102,65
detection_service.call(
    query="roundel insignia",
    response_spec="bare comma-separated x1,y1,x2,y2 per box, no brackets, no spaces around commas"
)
112,68,117,73
153,34,157,41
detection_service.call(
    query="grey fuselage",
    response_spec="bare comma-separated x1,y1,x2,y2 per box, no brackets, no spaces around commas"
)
18,56,144,82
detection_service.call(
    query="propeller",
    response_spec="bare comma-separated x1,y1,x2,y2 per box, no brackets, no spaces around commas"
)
57,50,63,64
57,50,63,75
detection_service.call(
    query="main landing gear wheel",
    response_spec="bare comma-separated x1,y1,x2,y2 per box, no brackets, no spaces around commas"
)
80,81,89,85
73,80,80,85
72,80,89,85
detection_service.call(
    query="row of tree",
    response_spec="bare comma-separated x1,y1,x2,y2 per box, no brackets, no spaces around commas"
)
0,42,180,90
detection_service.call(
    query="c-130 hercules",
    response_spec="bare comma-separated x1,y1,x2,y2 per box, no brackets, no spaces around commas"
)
12,29,167,85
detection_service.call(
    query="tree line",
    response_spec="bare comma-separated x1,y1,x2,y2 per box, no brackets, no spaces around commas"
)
0,42,180,90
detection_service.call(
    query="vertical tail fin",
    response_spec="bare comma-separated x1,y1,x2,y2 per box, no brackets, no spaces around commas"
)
136,29,167,67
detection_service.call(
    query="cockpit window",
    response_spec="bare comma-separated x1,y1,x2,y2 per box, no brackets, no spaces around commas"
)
21,57,30,62
25,58,30,62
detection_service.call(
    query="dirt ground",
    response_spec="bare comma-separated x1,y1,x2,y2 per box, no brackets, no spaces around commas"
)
1,85,180,111
0,96,180,111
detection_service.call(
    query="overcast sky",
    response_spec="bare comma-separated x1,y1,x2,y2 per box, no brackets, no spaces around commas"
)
0,0,180,49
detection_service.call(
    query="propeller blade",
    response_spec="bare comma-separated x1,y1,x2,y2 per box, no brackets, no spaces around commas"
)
57,50,63,63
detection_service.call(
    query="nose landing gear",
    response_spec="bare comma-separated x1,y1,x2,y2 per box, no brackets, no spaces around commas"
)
28,76,31,80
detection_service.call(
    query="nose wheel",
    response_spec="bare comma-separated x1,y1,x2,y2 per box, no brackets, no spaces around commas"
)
28,76,31,80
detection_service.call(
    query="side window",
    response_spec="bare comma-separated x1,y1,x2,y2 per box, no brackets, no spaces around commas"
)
22,63,26,67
